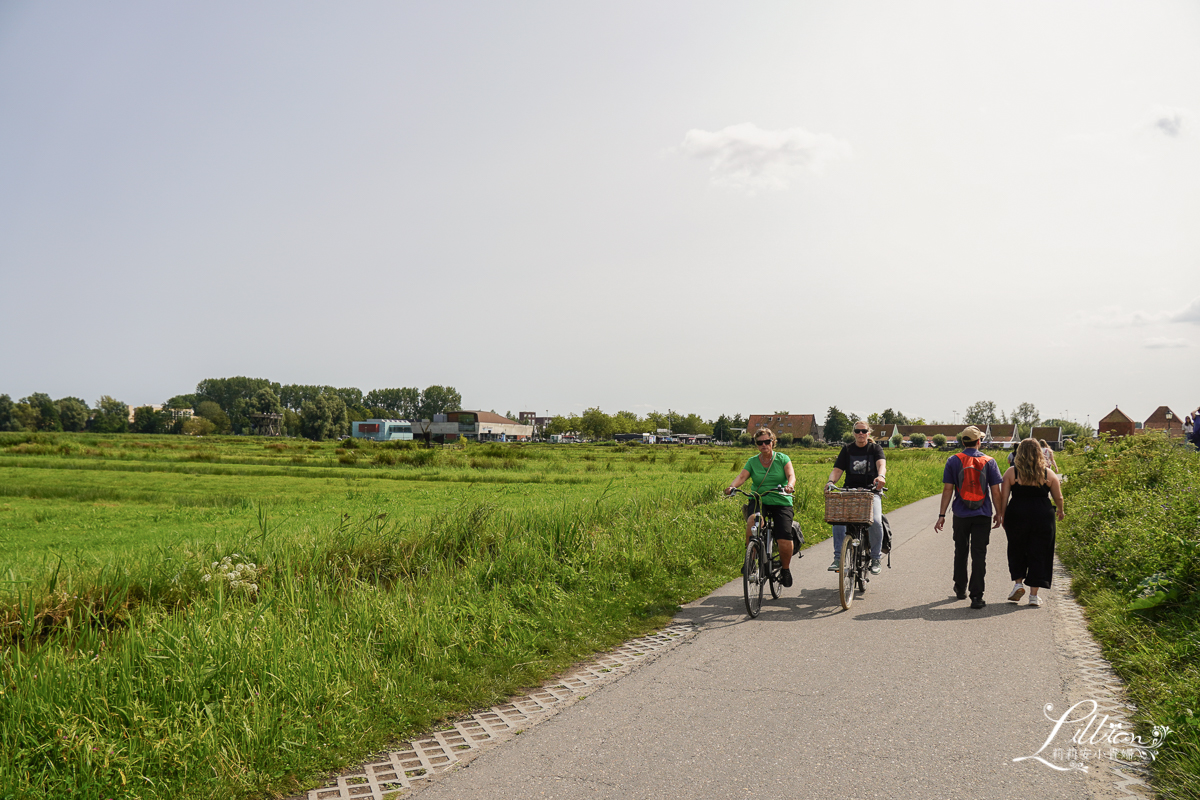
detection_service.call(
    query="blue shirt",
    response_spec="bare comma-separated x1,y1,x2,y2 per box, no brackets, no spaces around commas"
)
942,448,1004,517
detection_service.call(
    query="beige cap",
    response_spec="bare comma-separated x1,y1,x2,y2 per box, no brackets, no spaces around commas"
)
959,425,985,444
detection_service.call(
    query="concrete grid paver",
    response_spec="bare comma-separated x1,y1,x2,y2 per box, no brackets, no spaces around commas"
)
295,626,698,800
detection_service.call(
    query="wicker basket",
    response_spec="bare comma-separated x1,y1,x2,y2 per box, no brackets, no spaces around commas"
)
824,490,875,524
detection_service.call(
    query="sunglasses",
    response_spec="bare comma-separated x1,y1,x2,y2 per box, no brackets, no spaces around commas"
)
755,439,772,445
854,429,869,434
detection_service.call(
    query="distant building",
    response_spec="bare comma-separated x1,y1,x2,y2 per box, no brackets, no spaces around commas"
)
1030,426,1064,449
127,404,193,424
420,411,534,443
1143,406,1183,436
896,424,964,445
1098,407,1136,438
746,414,817,440
351,419,413,441
872,423,900,445
519,411,553,428
987,424,1020,447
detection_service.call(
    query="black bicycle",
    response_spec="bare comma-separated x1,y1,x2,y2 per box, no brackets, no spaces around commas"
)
824,486,886,610
729,487,796,618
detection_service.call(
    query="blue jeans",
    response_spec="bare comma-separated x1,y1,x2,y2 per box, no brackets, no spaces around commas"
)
832,494,883,560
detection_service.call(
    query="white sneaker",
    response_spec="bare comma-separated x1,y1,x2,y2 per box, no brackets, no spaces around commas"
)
1008,583,1026,602
1029,595,1043,607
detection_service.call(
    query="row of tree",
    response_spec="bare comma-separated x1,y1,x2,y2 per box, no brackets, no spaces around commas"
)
0,379,464,441
0,384,1093,444
0,393,132,434
538,409,744,441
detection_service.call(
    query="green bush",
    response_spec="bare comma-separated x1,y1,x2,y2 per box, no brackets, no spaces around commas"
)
932,434,947,448
1057,433,1200,797
890,433,902,448
910,432,927,448
777,433,794,446
800,435,814,448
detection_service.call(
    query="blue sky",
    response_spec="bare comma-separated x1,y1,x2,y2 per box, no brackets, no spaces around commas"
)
2,1,1198,426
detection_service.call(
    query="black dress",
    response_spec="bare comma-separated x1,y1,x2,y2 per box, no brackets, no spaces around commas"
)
1003,472,1056,589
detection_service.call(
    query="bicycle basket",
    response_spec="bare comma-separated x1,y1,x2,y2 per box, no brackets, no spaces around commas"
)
824,491,874,524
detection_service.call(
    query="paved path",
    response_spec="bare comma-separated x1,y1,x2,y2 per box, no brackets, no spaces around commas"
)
335,495,1154,800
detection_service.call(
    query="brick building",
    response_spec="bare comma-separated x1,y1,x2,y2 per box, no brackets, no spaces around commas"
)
746,414,817,441
1098,407,1136,437
1143,406,1183,437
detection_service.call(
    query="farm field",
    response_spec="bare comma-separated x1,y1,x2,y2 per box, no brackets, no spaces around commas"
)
0,434,944,570
0,432,945,800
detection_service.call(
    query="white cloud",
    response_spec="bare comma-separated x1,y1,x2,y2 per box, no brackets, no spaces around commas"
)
1170,296,1200,324
1073,306,1168,327
1144,337,1189,349
1151,106,1190,138
1074,296,1200,328
677,123,852,191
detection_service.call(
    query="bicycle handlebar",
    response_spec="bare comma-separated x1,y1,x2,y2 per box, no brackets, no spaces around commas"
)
726,485,791,499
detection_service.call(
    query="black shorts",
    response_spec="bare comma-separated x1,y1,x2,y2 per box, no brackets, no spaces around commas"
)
743,502,799,543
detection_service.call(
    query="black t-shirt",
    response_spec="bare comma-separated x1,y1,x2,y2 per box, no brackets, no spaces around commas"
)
834,441,885,489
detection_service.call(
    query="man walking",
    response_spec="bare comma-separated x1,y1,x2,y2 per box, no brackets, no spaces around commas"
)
933,426,1003,609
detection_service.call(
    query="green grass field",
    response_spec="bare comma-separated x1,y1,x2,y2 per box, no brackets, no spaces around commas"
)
0,432,945,800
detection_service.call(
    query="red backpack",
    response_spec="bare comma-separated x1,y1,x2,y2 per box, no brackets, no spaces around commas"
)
954,452,994,510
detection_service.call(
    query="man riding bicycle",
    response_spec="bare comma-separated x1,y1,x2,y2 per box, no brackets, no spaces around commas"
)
825,420,886,575
725,428,798,587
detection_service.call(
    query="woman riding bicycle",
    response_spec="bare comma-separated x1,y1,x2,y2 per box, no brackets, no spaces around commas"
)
725,428,798,587
825,420,886,575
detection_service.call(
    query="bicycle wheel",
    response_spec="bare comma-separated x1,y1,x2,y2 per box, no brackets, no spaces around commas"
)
743,540,764,618
767,530,782,599
856,536,870,594
838,533,857,610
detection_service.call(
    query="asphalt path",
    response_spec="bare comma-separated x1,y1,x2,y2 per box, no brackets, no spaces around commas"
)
414,494,1090,799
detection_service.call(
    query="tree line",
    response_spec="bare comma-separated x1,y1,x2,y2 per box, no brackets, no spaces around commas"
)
0,378,463,441
539,409,748,441
0,384,1092,444
822,402,1091,444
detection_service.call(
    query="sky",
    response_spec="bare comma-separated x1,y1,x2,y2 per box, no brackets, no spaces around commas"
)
2,0,1198,428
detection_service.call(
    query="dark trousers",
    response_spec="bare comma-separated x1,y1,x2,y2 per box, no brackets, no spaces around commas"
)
952,515,991,600
1006,527,1055,589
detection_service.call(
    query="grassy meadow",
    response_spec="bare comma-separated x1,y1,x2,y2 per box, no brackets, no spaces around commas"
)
0,432,945,800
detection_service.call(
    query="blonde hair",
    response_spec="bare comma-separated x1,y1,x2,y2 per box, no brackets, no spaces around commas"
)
852,420,874,443
1014,438,1046,484
753,427,777,446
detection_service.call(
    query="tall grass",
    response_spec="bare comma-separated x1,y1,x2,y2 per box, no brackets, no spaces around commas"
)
0,436,947,800
0,485,740,799
1057,433,1200,800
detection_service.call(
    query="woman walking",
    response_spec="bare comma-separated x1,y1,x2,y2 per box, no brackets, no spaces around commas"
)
1039,439,1058,473
999,438,1065,607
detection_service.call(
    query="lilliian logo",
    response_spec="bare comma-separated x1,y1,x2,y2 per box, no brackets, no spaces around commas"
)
1014,699,1171,773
